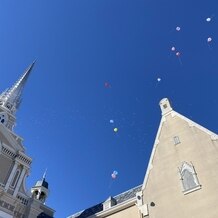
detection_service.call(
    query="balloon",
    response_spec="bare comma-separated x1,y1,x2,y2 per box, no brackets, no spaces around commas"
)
114,128,118,132
111,170,118,179
109,119,114,124
104,82,111,88
176,52,180,56
176,26,181,31
206,17,211,22
207,37,212,42
113,170,118,175
171,46,176,51
157,78,161,82
111,173,116,179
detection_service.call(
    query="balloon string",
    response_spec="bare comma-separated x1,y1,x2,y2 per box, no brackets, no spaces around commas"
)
178,57,183,66
108,179,114,189
207,43,212,50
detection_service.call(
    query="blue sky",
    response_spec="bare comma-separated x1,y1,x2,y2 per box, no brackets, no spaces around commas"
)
1,0,218,217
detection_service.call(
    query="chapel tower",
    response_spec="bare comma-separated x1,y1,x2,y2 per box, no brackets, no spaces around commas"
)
31,171,49,204
0,63,54,218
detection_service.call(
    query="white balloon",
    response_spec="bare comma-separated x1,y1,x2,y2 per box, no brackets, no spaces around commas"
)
171,46,176,51
176,26,181,31
207,37,212,42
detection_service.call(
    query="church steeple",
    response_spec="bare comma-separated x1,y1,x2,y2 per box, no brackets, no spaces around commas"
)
31,171,49,204
0,61,35,114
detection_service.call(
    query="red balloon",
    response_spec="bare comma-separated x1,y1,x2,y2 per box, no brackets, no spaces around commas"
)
104,82,111,88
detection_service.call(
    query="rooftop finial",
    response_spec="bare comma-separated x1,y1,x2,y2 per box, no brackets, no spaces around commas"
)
42,168,47,180
159,98,173,115
0,61,35,114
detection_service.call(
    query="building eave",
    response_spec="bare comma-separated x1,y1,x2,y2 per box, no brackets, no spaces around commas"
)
94,197,136,218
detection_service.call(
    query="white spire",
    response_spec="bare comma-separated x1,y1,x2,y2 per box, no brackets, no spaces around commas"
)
0,61,35,114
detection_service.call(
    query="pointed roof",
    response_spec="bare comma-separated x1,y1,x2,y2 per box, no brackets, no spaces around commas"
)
0,61,35,114
34,170,49,189
142,98,218,190
35,178,49,189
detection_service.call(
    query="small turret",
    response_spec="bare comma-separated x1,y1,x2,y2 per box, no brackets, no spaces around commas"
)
31,171,49,203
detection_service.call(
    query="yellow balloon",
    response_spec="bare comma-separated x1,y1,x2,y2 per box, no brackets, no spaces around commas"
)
114,128,118,132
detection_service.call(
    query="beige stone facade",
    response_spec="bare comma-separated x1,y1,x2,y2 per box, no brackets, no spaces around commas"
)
69,98,218,218
142,98,218,218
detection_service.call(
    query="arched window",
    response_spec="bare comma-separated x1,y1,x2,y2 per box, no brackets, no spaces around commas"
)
10,169,20,188
179,162,201,194
32,190,39,198
39,192,46,201
173,136,180,145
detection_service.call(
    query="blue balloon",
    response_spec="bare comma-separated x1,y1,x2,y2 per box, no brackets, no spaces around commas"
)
113,170,118,175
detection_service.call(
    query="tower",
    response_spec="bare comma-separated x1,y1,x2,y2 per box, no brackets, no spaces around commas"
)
0,62,34,131
0,63,55,218
31,171,49,204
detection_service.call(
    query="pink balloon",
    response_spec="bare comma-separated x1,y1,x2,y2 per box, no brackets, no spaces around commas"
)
176,52,180,56
111,173,116,179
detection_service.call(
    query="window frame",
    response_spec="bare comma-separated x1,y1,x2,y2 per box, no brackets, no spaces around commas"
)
179,162,201,195
10,169,20,188
173,136,181,145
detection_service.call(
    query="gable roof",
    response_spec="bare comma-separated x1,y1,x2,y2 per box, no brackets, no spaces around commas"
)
142,98,218,190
